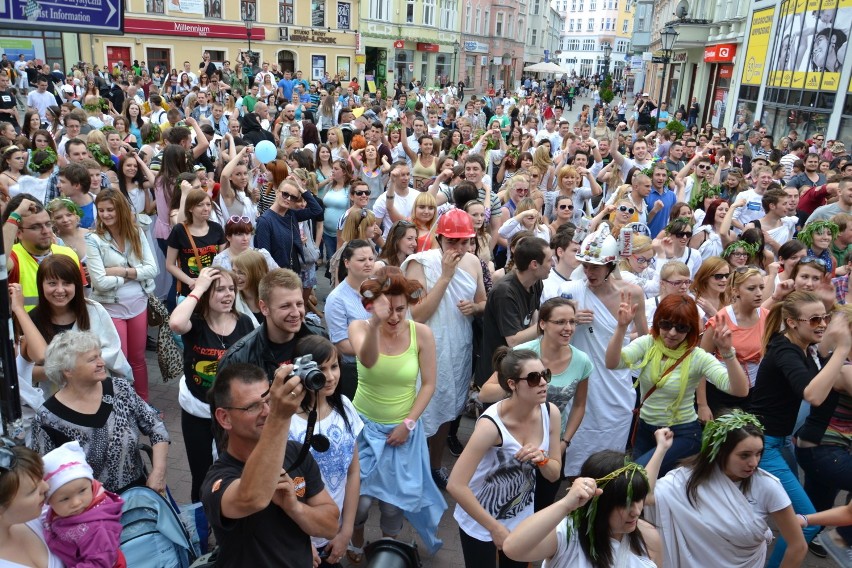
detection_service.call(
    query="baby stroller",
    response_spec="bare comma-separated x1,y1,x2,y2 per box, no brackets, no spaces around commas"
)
119,486,199,568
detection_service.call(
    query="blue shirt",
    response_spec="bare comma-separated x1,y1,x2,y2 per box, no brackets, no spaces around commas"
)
277,78,296,101
645,187,678,237
325,280,370,363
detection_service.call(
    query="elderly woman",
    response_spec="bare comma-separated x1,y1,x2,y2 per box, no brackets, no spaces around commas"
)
30,330,170,495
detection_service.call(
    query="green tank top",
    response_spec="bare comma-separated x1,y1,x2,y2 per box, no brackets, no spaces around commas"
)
353,320,420,423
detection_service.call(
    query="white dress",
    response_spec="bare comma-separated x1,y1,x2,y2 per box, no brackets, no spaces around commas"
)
545,518,656,568
557,280,634,475
401,249,477,437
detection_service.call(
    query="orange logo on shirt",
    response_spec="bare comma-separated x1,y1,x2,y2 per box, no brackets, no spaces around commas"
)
212,479,223,492
292,476,306,498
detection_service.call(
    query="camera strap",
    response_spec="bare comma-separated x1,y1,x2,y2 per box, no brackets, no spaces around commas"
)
286,402,317,473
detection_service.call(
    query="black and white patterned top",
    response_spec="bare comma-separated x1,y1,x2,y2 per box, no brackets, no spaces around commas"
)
30,378,170,493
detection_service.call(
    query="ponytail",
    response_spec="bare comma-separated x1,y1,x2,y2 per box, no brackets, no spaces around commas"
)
761,291,821,352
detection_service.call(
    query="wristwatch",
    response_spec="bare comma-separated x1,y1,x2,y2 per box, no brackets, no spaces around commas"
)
403,418,416,431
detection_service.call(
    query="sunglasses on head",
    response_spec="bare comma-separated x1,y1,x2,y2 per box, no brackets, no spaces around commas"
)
658,319,692,333
618,205,635,214
799,256,828,268
512,369,553,387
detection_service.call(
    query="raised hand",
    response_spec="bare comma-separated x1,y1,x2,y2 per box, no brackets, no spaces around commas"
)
616,290,637,327
712,313,733,352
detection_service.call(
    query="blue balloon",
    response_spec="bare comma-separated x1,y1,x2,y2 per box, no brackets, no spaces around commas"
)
255,140,277,164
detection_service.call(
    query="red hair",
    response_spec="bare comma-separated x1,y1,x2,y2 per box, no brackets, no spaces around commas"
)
651,295,701,349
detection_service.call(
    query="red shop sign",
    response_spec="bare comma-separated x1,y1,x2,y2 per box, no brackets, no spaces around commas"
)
393,40,405,49
718,65,733,78
124,18,266,40
704,43,737,63
416,42,440,52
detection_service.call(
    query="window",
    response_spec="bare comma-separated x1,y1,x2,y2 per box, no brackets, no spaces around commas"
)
483,10,490,34
146,47,170,72
571,0,576,10
407,0,414,23
465,4,472,32
337,1,351,29
280,0,294,23
495,12,503,35
569,17,574,30
442,0,458,29
531,29,538,45
475,8,481,33
311,0,325,26
240,0,256,21
582,38,595,50
587,18,593,30
622,18,628,32
424,0,435,25
600,18,604,29
367,0,383,20
590,0,596,9
566,39,580,50
580,58,593,75
145,0,164,14
533,0,540,14
311,55,326,81
578,0,583,10
507,17,512,39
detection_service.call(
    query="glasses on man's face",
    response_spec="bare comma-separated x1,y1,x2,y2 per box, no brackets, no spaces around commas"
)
617,205,635,215
281,191,303,202
22,221,53,232
663,278,692,288
658,319,692,333
795,314,833,328
696,165,711,170
512,369,553,387
816,137,825,142
222,390,271,415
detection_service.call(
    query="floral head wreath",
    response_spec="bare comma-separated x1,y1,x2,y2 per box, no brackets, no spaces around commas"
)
639,156,664,178
506,146,521,161
29,147,57,172
47,197,84,219
386,121,402,135
700,410,763,463
688,182,721,210
450,144,468,159
722,240,760,259
87,144,113,169
797,220,839,248
568,459,648,559
142,123,161,145
664,217,694,234
99,125,118,135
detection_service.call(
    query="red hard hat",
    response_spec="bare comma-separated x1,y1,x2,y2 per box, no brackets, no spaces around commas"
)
436,209,476,239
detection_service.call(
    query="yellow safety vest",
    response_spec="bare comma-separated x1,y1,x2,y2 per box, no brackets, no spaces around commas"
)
12,242,80,312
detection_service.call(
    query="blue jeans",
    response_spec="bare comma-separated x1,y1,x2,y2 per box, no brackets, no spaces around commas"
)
633,419,701,476
761,435,820,568
796,443,852,513
322,233,337,265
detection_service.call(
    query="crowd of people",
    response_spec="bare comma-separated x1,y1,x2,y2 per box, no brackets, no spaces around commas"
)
1,54,852,568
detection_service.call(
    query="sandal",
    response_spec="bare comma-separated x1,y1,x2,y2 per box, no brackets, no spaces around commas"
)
346,542,364,564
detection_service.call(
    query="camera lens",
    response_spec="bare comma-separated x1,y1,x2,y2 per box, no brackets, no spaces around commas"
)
301,368,326,391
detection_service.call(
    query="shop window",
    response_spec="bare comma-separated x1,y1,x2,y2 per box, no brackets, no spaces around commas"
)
147,48,171,74
838,116,852,143
241,0,256,21
204,0,221,18
280,0,294,23
312,55,326,81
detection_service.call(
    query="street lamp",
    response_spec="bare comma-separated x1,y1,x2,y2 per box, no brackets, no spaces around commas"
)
453,40,459,86
659,25,678,107
244,12,255,67
602,42,612,81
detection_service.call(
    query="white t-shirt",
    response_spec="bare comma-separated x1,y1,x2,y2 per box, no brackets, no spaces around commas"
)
732,188,767,226
618,156,653,182
373,190,416,237
545,517,656,568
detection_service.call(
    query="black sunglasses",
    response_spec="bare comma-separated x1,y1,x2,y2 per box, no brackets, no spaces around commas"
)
618,205,635,214
658,319,692,334
558,203,575,210
352,190,370,197
512,369,552,387
281,191,303,202
712,272,731,281
673,231,693,239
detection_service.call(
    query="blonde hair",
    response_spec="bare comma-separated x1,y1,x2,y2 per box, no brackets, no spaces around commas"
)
533,145,552,171
341,207,377,242
618,235,652,271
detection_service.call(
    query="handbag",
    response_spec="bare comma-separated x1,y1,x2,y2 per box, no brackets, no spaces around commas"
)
157,323,184,383
147,293,169,328
301,220,321,265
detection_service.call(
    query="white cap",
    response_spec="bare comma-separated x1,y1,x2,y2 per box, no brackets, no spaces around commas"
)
42,441,93,499
576,225,618,265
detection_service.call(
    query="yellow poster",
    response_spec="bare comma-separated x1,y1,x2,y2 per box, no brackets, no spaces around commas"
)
769,0,852,90
743,7,775,86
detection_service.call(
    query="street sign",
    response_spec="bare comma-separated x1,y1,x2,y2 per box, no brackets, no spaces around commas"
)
651,56,666,63
0,0,124,34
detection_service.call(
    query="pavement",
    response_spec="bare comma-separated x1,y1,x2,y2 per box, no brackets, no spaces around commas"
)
141,92,841,567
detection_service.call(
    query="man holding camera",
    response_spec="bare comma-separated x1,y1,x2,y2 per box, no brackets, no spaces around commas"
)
203,362,339,567
219,269,314,378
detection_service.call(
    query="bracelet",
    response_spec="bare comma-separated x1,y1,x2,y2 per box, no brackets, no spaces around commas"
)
5,216,19,227
535,455,550,468
187,293,201,302
798,513,809,527
124,267,129,278
721,348,737,360
8,212,22,224
561,439,571,447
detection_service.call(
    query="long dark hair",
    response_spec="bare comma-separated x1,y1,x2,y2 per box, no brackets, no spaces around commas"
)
577,451,649,567
117,153,146,203
682,419,764,507
338,238,372,283
294,335,352,433
155,144,190,205
30,255,90,342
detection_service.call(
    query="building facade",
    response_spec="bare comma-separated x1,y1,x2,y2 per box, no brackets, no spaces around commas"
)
360,0,460,93
735,0,852,140
523,0,565,70
460,0,524,91
555,0,633,80
81,0,358,86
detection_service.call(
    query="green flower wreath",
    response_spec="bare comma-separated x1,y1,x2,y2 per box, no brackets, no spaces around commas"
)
568,459,648,559
797,220,839,248
100,125,118,135
664,216,694,234
700,410,764,462
722,240,760,259
450,144,468,159
88,144,114,169
83,100,101,112
29,147,57,172
386,121,402,135
689,181,722,211
142,123,161,145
